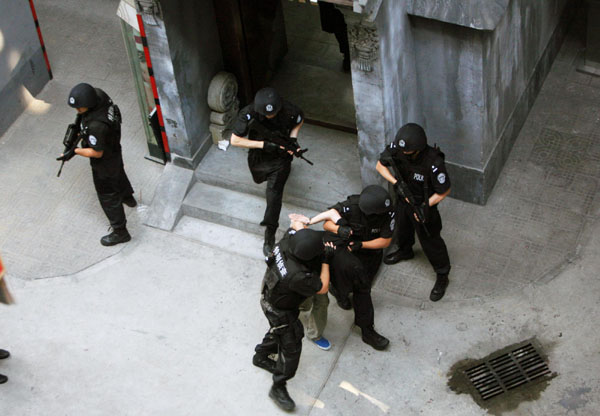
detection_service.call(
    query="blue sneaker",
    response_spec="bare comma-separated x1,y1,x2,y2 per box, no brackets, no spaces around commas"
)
312,337,331,351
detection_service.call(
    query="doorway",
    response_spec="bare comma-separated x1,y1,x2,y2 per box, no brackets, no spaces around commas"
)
271,0,356,131
214,0,356,132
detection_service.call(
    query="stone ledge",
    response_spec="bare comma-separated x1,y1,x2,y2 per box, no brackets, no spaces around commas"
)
407,0,509,31
144,163,195,231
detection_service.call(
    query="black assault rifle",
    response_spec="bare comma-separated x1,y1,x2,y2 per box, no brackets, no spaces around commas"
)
384,155,430,236
249,119,313,166
56,116,82,177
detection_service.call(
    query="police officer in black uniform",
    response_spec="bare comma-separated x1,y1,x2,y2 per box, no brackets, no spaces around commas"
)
231,88,304,256
317,0,350,71
376,123,451,301
253,223,334,411
308,185,393,350
60,83,135,246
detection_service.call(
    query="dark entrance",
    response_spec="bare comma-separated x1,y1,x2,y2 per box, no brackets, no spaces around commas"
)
213,0,356,131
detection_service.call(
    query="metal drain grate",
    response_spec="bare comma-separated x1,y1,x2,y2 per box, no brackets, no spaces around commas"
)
465,342,552,400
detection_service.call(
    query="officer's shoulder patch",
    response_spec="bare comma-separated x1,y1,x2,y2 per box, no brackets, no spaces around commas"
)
88,135,97,146
246,113,252,121
296,114,302,124
437,172,446,184
390,218,396,231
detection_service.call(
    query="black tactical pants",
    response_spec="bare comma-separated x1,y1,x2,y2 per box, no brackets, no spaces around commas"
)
255,297,304,387
249,154,292,230
395,202,451,275
331,249,383,329
92,164,134,230
318,2,349,56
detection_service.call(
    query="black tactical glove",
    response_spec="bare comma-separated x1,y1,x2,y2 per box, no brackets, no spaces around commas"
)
337,225,352,240
57,147,76,161
413,203,428,223
322,244,335,264
291,140,300,155
263,141,280,153
348,241,362,253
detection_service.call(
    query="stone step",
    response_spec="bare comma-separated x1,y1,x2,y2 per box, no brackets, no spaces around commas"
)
173,216,265,261
181,182,319,237
195,170,328,212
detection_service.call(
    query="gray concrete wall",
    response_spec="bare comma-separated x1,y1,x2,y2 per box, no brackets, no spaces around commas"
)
375,1,423,142
411,17,485,168
484,0,568,159
160,0,223,167
0,0,50,136
371,0,572,204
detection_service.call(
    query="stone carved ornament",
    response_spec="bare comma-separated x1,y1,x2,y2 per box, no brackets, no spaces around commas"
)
207,71,239,144
207,71,237,113
348,24,379,72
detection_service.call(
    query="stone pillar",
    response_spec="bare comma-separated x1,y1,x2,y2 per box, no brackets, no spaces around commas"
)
343,12,388,187
140,0,223,169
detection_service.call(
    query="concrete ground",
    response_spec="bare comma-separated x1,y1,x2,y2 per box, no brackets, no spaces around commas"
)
1,1,600,416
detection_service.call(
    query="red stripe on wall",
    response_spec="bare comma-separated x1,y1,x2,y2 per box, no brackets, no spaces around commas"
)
136,13,170,154
28,0,53,79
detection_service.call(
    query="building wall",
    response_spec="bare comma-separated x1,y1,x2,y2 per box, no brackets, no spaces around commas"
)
411,17,485,168
375,1,422,143
159,0,223,165
370,0,572,203
483,0,568,158
142,0,222,169
0,0,50,136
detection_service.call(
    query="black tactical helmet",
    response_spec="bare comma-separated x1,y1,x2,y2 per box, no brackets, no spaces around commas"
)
394,123,427,152
254,87,282,116
359,185,392,215
68,83,98,109
289,229,324,261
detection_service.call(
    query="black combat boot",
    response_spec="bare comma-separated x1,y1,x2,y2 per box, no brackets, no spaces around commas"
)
383,248,414,265
0,374,6,384
269,384,295,411
0,349,9,360
100,228,131,246
263,227,276,257
430,274,449,302
122,195,137,208
361,326,390,350
252,354,276,374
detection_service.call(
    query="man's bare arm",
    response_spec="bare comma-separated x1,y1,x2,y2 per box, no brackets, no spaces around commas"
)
309,209,341,226
428,188,450,207
376,160,397,184
74,148,103,158
230,133,265,149
315,263,330,295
